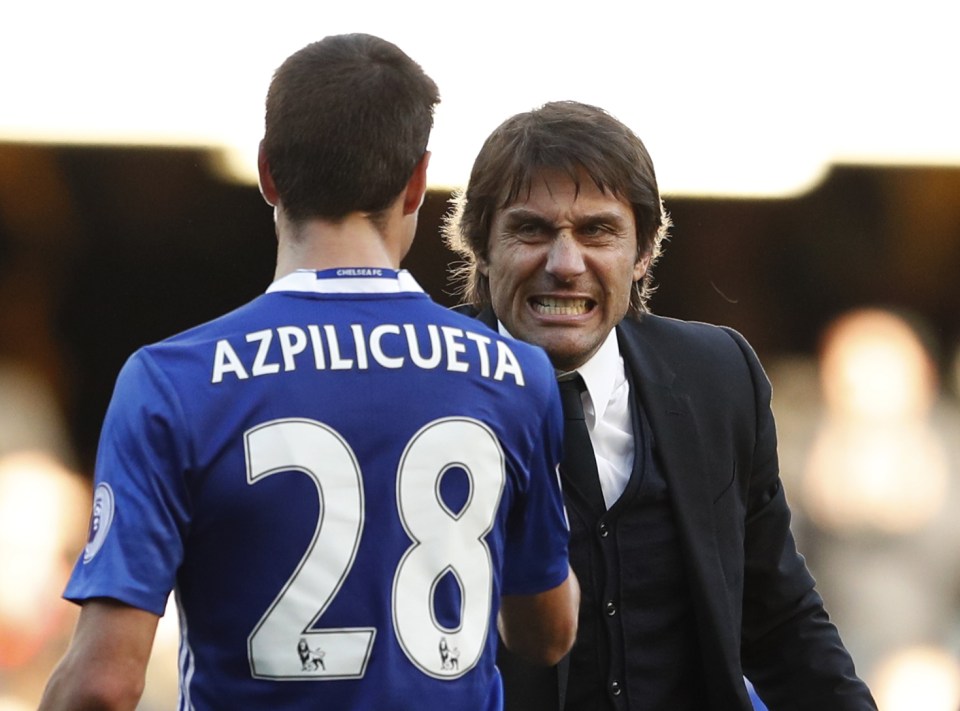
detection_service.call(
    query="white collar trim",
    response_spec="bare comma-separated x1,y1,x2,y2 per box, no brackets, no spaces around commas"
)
575,329,624,425
266,268,425,295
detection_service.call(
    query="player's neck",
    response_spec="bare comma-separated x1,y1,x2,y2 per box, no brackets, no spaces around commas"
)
273,210,410,280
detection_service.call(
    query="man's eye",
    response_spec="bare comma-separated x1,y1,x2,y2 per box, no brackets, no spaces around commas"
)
580,224,606,237
515,223,543,237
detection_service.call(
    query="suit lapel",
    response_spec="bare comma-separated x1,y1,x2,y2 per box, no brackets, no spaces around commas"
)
472,305,498,330
616,321,715,540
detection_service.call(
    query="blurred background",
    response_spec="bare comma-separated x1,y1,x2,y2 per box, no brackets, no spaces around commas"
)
1,1,958,709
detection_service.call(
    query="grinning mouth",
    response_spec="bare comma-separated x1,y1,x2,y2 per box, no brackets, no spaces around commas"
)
530,296,594,316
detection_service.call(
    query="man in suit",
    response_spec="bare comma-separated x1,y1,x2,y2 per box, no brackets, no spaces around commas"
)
443,100,877,710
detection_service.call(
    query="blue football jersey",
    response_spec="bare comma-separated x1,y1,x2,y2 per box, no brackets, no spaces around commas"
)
65,268,569,710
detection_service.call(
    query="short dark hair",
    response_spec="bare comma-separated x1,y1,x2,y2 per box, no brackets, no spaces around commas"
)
444,101,669,317
263,33,440,223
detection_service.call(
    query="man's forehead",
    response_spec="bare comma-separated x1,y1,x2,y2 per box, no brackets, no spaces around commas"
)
496,171,632,219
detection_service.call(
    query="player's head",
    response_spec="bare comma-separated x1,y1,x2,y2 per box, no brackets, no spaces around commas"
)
260,33,440,225
444,100,670,317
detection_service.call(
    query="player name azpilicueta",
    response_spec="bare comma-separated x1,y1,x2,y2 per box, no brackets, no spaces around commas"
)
211,323,526,386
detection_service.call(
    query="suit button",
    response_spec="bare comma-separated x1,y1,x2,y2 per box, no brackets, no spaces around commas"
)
598,522,609,538
610,680,622,696
605,601,617,616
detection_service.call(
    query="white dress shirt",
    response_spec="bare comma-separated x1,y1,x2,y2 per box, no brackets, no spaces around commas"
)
498,324,636,509
575,330,636,508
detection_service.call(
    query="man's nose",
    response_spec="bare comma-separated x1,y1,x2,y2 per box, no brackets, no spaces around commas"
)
545,233,586,281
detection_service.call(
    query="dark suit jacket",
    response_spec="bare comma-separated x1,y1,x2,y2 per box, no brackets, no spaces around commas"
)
466,306,876,711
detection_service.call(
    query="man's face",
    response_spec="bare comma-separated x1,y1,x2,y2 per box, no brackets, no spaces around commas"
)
479,170,649,372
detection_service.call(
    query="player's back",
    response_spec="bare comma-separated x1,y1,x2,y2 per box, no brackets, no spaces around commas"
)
69,270,568,710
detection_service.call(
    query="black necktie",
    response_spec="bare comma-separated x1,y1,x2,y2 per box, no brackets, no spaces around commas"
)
557,374,606,512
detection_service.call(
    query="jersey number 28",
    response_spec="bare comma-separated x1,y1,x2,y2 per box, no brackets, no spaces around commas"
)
244,417,505,681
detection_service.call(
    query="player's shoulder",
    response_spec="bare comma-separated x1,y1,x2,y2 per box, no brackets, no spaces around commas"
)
117,296,266,382
144,296,266,351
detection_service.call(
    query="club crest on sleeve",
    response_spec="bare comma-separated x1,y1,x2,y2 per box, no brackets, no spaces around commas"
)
83,483,115,563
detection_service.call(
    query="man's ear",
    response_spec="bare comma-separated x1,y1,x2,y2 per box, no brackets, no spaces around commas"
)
257,141,279,206
402,151,431,216
476,253,490,276
633,253,652,282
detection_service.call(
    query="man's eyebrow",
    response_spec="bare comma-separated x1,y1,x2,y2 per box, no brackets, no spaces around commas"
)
498,209,555,231
499,207,631,228
576,210,632,225
500,207,548,221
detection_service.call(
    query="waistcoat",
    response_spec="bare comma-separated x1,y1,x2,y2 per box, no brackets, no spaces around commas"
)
562,392,709,711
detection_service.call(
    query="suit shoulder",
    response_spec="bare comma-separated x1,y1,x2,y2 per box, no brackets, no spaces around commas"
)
451,303,480,318
623,313,749,349
620,314,765,382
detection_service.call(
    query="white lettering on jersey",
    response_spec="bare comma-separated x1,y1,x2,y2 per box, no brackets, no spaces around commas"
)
307,325,326,369
464,331,491,378
440,327,469,374
211,323,526,386
248,330,281,376
494,341,525,386
277,326,308,371
326,325,353,370
406,324,441,369
212,339,249,382
351,325,369,370
370,325,403,369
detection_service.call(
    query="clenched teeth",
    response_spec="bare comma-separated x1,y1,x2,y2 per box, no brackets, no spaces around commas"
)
532,297,591,316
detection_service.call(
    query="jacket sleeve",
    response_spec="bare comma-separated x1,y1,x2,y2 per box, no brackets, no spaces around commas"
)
727,327,878,710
